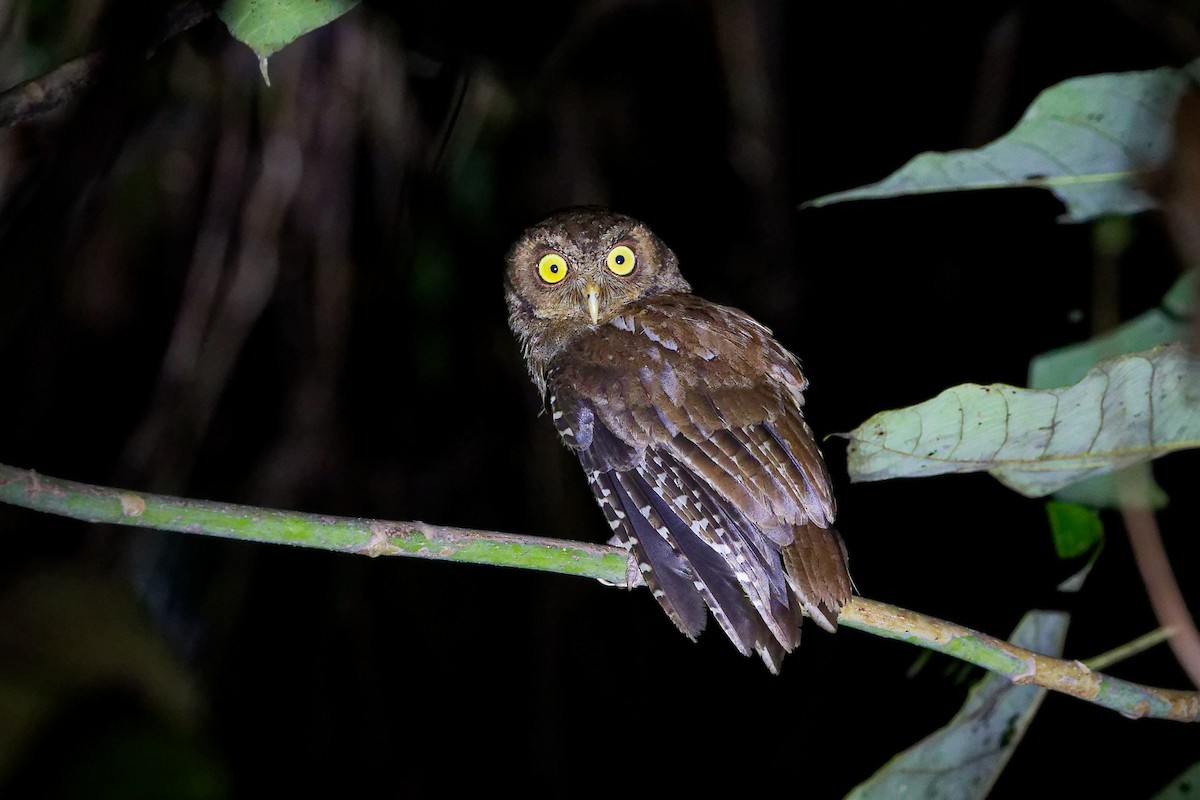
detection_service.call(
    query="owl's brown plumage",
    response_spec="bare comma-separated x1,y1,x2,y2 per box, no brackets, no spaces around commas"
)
505,207,851,671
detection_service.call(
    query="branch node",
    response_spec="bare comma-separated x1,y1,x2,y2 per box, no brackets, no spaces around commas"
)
1012,656,1039,683
118,492,147,517
363,521,398,557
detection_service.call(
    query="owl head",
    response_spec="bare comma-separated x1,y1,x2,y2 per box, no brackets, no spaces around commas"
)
505,207,692,394
505,207,691,332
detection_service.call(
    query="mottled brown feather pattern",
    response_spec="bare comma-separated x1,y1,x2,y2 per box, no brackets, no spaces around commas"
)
505,206,851,672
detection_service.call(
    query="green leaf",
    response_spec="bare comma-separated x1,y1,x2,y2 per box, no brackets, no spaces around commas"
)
846,611,1068,800
1026,271,1194,508
1045,501,1104,558
806,60,1200,222
1153,761,1200,799
218,0,360,80
843,343,1200,497
1029,272,1194,391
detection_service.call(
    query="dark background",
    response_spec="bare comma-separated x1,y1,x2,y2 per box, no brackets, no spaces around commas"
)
0,0,1197,796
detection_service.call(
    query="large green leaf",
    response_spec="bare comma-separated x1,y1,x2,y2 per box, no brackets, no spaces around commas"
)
846,611,1068,800
843,343,1200,497
806,60,1200,222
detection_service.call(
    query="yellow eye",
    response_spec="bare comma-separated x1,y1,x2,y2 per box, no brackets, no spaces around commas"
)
537,253,568,284
606,245,636,276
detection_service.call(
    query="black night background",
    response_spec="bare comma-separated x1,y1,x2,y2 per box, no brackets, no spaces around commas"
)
0,1,1197,797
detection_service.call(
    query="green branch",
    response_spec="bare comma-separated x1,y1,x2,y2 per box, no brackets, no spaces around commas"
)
0,463,629,583
0,462,1195,722
845,598,1198,723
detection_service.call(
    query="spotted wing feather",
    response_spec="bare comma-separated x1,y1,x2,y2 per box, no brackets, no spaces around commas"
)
588,468,708,639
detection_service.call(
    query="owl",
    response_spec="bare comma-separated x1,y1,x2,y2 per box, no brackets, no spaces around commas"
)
505,207,851,671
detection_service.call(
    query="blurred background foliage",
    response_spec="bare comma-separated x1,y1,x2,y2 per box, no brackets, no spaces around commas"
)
0,0,1197,796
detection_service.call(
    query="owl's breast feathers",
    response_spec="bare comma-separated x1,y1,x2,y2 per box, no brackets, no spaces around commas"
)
546,292,851,672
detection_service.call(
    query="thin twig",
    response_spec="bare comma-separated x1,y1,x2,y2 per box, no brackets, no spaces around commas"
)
0,461,1196,722
0,51,109,127
1084,627,1175,672
839,599,1198,723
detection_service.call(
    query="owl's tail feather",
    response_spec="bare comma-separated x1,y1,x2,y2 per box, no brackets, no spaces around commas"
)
783,523,852,632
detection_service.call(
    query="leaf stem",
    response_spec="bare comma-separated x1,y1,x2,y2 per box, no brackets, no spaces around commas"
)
1084,627,1175,672
1119,469,1200,689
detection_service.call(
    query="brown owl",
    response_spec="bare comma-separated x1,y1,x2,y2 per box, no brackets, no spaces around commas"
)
505,207,851,671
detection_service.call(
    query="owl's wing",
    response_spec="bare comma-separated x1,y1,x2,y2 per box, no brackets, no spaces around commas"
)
549,293,851,671
560,397,795,670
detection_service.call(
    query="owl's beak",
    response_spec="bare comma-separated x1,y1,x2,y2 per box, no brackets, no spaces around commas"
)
585,283,600,325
